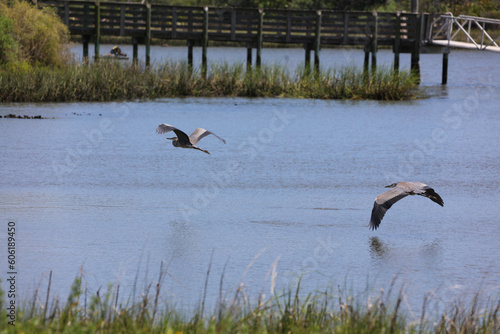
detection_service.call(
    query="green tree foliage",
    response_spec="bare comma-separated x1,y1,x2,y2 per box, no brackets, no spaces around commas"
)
452,0,499,16
0,0,70,68
0,11,16,64
375,0,500,14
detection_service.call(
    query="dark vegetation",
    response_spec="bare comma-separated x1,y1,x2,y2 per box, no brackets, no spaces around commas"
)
0,272,499,333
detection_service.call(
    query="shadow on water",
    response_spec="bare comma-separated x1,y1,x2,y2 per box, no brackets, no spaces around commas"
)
369,236,443,261
369,236,390,259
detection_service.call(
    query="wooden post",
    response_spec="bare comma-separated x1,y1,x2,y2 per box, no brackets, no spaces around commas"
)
247,44,252,69
82,35,90,65
145,3,151,67
304,44,311,74
442,52,449,85
84,3,89,31
202,6,208,77
172,7,177,38
286,10,292,43
411,14,421,83
394,12,400,73
256,9,263,68
94,0,100,61
230,9,236,40
343,12,349,44
64,2,70,26
120,5,125,36
411,0,418,13
132,37,138,65
371,11,378,74
363,50,369,79
187,40,194,71
314,10,321,74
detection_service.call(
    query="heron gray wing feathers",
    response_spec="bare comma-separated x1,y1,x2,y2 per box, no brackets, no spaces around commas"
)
156,123,178,135
369,187,409,230
156,123,191,145
189,128,226,145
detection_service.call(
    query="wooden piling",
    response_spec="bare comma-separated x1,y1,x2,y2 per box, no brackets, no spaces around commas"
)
145,3,151,67
94,0,100,61
82,35,90,64
442,52,449,85
256,9,263,68
314,10,321,73
187,40,193,70
363,51,369,75
132,37,138,65
247,43,252,68
371,11,378,74
411,0,418,13
202,6,208,76
411,13,422,83
394,12,400,73
304,44,311,74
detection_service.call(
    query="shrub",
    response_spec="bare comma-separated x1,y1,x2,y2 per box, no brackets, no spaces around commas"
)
0,11,17,64
0,0,70,67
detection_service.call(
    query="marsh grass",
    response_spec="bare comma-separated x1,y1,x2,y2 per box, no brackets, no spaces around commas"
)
0,61,419,102
1,269,499,334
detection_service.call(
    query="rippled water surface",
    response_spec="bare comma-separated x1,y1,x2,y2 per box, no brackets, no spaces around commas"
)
1,48,500,315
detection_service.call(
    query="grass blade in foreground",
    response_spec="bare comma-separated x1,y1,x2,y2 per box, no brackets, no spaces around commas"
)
0,273,498,333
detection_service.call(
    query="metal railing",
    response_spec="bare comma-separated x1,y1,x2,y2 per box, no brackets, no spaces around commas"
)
429,13,500,51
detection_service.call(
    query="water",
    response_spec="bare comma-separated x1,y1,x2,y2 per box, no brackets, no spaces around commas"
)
1,47,500,317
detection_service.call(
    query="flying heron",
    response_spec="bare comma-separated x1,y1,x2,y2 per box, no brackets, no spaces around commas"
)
156,123,226,154
369,182,444,230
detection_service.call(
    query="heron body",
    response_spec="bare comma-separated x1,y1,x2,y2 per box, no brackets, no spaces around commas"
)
156,123,226,154
369,182,444,230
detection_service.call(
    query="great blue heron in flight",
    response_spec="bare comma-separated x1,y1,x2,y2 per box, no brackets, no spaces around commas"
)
369,182,444,230
156,123,226,154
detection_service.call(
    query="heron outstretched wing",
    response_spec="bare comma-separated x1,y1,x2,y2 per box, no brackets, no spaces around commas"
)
369,187,409,230
422,187,444,206
156,123,179,135
189,128,226,145
156,123,191,146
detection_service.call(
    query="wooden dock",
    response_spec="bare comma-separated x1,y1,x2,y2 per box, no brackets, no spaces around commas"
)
37,0,450,83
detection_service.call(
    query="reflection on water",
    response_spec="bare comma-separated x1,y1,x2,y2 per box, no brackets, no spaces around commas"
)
369,237,389,259
369,237,442,261
1,49,500,313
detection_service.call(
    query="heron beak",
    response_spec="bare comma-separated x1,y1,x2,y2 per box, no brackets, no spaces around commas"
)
166,137,175,140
